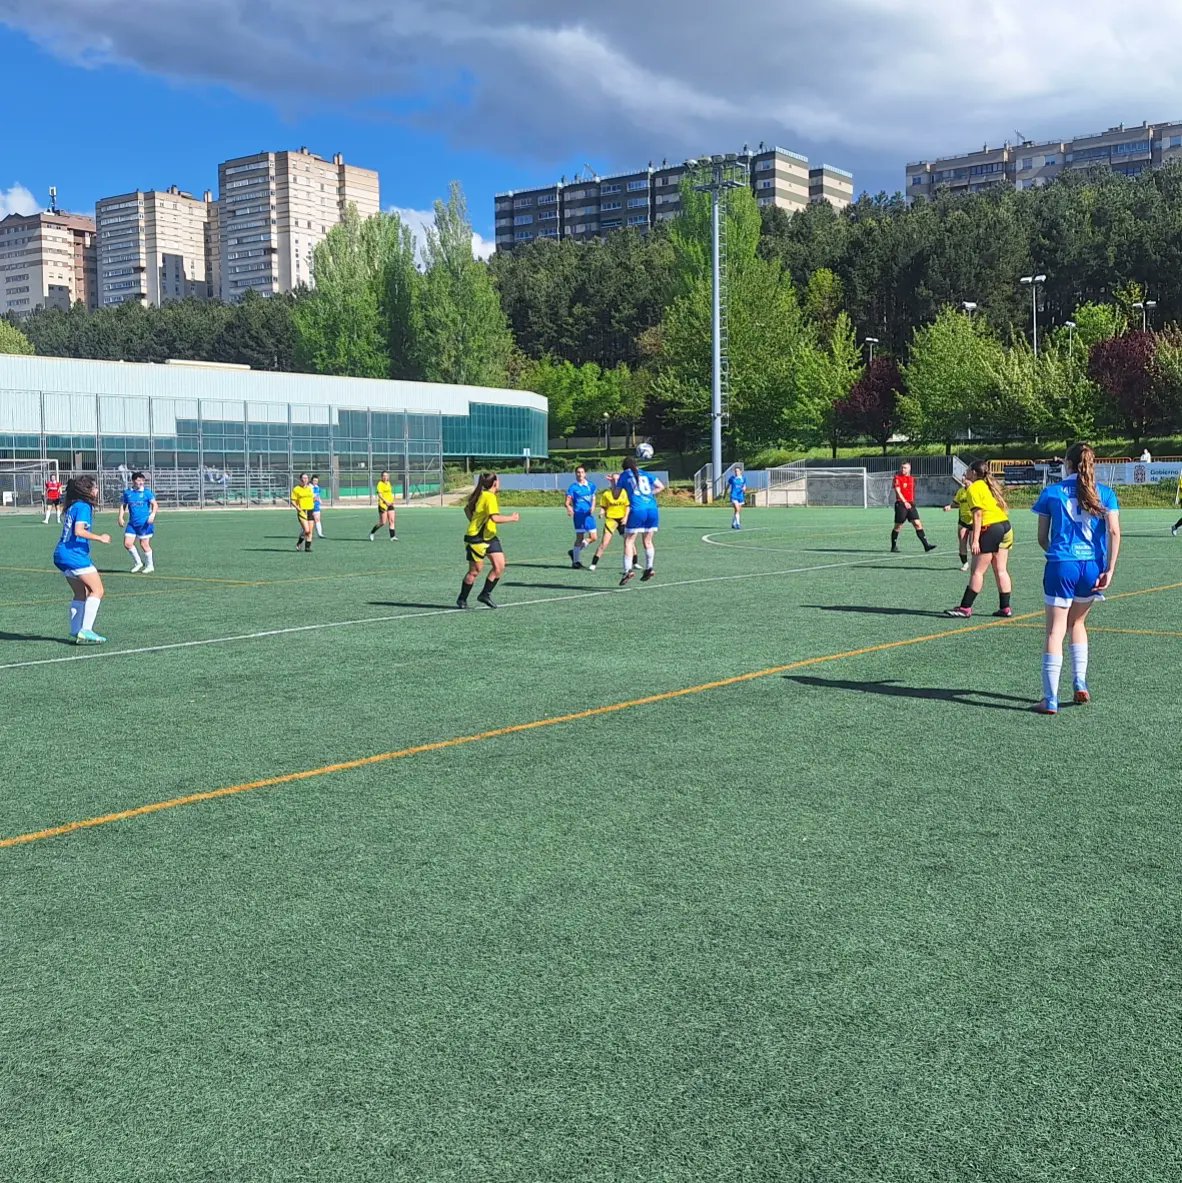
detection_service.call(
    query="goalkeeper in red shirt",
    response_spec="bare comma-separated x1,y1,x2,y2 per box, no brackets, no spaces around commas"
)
891,463,936,553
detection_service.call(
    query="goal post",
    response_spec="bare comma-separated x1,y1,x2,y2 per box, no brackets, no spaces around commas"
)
0,459,58,510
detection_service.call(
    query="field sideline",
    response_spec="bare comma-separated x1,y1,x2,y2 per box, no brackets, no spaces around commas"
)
3,504,1180,1182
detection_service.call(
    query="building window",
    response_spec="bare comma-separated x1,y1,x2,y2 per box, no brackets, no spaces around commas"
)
911,175,926,185
1172,136,1182,148
601,201,622,211
627,197,648,208
601,183,621,194
758,179,773,190
626,179,648,191
537,193,557,204
1021,157,1032,171
627,215,648,226
1044,156,1057,166
756,159,774,171
513,214,534,226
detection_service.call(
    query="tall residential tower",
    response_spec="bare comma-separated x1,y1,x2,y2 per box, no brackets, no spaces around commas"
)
0,208,97,316
217,147,380,300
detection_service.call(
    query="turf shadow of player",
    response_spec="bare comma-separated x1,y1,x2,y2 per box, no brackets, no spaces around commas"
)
785,675,1032,711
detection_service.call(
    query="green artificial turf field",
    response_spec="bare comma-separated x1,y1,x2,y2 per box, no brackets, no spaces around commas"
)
2,502,1181,1182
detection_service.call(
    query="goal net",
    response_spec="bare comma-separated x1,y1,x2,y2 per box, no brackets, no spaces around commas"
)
0,459,58,510
766,466,895,508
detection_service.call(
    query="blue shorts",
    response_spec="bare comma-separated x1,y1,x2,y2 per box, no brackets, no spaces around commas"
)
573,510,596,533
313,501,322,512
55,560,97,578
625,505,659,533
125,522,154,538
1043,559,1102,607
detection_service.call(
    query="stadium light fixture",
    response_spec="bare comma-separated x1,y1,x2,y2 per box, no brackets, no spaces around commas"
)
864,336,879,364
962,301,978,316
1019,274,1047,355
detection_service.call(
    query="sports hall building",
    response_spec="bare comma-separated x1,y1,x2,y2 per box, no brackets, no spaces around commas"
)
0,356,548,504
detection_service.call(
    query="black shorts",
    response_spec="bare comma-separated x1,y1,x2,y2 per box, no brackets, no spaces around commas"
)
297,508,315,523
465,535,503,562
978,521,1013,553
47,497,61,506
894,501,920,525
604,516,626,536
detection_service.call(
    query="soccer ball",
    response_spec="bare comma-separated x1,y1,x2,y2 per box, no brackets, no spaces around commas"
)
635,442,655,460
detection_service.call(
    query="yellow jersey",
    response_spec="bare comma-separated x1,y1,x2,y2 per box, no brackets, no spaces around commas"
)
376,480,395,509
291,484,315,512
599,488,629,520
953,486,973,527
465,490,500,541
967,479,1008,527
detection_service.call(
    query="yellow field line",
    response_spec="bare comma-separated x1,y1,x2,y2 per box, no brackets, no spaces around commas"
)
0,612,1035,850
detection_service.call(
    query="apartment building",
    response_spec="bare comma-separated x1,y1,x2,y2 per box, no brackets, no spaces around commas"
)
95,187,215,307
218,147,380,300
908,119,1182,199
495,145,854,252
0,210,97,316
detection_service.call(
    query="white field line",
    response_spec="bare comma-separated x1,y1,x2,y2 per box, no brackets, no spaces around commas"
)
0,550,926,673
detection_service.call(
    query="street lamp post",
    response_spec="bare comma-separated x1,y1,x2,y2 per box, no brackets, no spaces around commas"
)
864,337,879,365
1019,274,1047,355
962,301,978,317
691,157,745,497
1065,319,1076,351
1132,300,1157,331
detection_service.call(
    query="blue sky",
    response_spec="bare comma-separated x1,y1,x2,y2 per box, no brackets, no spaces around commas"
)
1,3,1176,245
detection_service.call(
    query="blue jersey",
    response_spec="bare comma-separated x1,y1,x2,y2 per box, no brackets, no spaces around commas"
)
727,474,747,501
312,486,322,509
121,486,155,528
54,501,93,569
1032,476,1119,565
566,480,596,515
617,468,659,510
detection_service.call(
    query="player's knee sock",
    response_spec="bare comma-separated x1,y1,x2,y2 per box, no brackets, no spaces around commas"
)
732,512,739,526
458,579,473,603
82,596,101,632
69,599,84,636
622,550,632,574
389,527,396,538
959,587,979,610
1042,653,1063,705
916,528,930,546
128,543,141,564
999,591,1012,611
1069,642,1089,689
644,544,655,570
481,576,499,596
315,522,323,537
890,529,900,548
370,523,380,535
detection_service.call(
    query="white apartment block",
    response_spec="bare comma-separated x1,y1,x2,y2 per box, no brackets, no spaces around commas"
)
95,187,215,307
495,145,854,251
907,118,1182,200
218,147,380,300
0,211,97,316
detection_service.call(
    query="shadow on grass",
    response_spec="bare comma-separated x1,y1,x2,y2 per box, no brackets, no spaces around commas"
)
513,561,583,571
785,674,1032,711
366,601,456,611
803,604,945,618
504,580,596,592
0,631,74,645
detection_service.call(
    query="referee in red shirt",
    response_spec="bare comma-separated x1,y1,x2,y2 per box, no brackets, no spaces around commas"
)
891,463,936,553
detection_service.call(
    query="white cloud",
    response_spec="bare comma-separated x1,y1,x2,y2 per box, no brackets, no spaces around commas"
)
387,205,495,261
2,1,1180,174
0,183,37,218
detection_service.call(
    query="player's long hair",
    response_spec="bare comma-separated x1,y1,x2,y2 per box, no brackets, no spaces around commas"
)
465,472,497,521
1065,442,1103,516
967,460,1008,510
622,457,639,477
64,475,99,509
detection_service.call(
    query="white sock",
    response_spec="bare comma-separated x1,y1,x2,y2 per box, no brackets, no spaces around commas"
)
82,596,101,633
573,543,583,564
732,513,739,526
644,544,655,570
69,599,84,636
143,551,154,569
128,544,141,567
1070,642,1089,689
315,523,323,537
1042,654,1062,705
623,550,632,574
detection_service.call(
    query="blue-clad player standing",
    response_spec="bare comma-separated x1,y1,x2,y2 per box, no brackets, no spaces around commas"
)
1031,442,1121,715
54,475,112,644
726,465,747,529
311,475,325,538
617,456,665,586
119,471,158,574
565,466,597,569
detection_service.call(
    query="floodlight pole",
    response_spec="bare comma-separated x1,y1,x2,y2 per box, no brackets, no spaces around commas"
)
693,158,745,497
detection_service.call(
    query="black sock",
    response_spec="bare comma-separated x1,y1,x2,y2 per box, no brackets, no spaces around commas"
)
1175,518,1182,530
458,579,472,602
959,551,968,563
960,587,979,609
389,528,396,538
916,528,930,545
481,577,499,597
999,591,1011,610
370,524,379,535
890,530,899,548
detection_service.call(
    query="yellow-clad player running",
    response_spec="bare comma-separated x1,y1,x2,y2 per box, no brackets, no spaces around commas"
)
291,473,316,553
588,474,629,572
369,470,398,541
942,472,973,571
457,472,519,609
